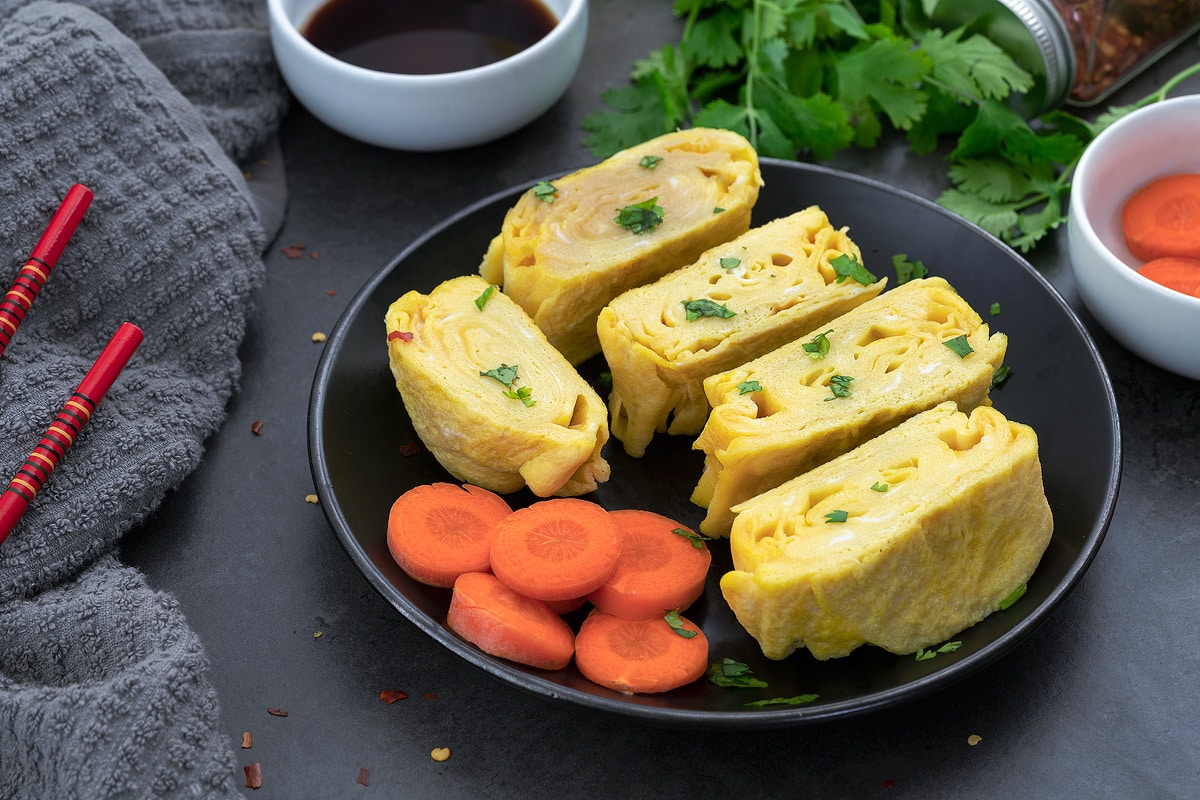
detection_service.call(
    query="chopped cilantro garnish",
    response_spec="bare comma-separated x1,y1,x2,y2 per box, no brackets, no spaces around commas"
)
744,694,819,708
474,285,496,310
482,364,535,406
831,254,877,286
990,301,1002,315
480,364,519,388
532,180,557,203
713,207,725,214
737,380,761,395
944,334,974,358
803,329,833,360
682,298,736,321
915,641,962,661
825,374,854,400
892,253,930,284
708,658,769,689
998,583,1027,610
672,527,712,549
871,481,889,492
824,509,849,523
615,197,664,233
991,364,1011,388
664,610,697,639
639,154,662,168
719,257,741,270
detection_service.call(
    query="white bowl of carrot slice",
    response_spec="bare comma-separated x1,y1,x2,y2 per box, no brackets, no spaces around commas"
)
1068,93,1200,380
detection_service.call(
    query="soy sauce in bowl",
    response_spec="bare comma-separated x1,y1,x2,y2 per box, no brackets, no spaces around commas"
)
301,0,558,75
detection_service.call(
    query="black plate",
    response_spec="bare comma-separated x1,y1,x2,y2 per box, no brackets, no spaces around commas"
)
308,159,1121,728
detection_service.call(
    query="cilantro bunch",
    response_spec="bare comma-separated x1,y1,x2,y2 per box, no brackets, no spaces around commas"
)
582,0,1200,252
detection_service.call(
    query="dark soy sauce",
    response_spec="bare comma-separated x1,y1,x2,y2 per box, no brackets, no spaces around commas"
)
301,0,559,75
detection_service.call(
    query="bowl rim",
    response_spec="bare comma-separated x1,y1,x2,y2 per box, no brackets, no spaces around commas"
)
267,0,588,85
1069,93,1200,308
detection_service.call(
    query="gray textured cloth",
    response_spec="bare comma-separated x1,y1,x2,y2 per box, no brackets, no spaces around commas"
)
0,1,288,796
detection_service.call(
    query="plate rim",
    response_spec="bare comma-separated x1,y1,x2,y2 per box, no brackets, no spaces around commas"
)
308,158,1123,728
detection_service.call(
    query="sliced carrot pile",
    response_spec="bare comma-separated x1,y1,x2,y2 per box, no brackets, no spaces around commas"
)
1121,173,1200,262
489,498,622,602
446,572,575,670
387,482,513,587
588,509,711,620
1137,256,1200,298
574,610,709,694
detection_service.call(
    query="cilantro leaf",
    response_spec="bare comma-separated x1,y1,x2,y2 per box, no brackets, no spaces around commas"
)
803,329,833,359
615,198,664,233
944,334,974,358
480,364,519,388
830,254,877,285
682,298,736,321
664,610,697,639
708,658,769,689
737,379,762,394
744,694,819,708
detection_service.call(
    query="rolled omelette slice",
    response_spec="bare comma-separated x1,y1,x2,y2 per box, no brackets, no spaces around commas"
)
385,275,610,498
479,127,763,365
692,276,1007,536
597,206,885,458
721,401,1053,661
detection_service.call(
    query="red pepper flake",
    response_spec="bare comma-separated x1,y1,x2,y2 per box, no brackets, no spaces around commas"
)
251,420,264,436
882,778,895,789
244,763,263,789
399,440,422,457
356,767,370,786
387,330,414,343
241,732,253,749
310,251,319,259
380,689,409,704
424,693,436,700
281,244,307,259
267,707,288,717
326,289,337,296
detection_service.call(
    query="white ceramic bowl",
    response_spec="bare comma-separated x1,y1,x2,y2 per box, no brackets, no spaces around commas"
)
1067,94,1200,380
267,0,587,151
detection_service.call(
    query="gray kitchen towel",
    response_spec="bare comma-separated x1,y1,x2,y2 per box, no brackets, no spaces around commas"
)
0,1,288,796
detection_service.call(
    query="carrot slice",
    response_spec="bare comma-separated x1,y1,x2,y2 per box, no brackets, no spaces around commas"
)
1137,256,1200,298
574,610,709,694
446,572,575,670
489,498,622,602
1121,173,1200,262
587,510,711,620
387,482,513,588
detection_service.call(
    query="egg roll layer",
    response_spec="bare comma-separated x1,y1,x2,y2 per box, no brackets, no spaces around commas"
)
479,127,762,365
599,207,884,457
692,277,1007,536
721,402,1053,660
386,275,610,497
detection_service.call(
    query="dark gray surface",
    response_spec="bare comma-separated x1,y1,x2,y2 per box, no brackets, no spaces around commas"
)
121,3,1200,797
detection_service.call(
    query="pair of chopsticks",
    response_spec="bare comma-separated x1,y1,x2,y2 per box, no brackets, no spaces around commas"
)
0,184,144,545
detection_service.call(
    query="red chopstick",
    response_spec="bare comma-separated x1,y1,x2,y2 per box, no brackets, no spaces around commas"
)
0,321,144,545
0,184,94,359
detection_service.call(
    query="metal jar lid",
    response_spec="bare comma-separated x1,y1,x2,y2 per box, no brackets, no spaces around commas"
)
927,0,1075,115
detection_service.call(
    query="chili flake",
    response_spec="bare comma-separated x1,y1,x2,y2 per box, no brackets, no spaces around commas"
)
380,689,409,704
241,732,253,749
388,330,414,343
244,763,263,789
267,707,288,717
356,768,370,786
280,244,306,259
250,420,264,436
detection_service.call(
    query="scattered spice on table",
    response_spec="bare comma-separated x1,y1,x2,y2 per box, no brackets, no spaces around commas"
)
356,768,370,786
968,734,983,746
380,689,408,704
430,747,451,762
250,420,263,436
280,244,307,259
313,630,323,639
312,331,327,343
326,289,337,296
267,707,288,717
241,732,253,749
305,494,319,504
244,763,263,789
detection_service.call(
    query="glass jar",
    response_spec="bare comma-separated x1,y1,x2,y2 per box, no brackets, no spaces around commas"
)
929,0,1200,113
